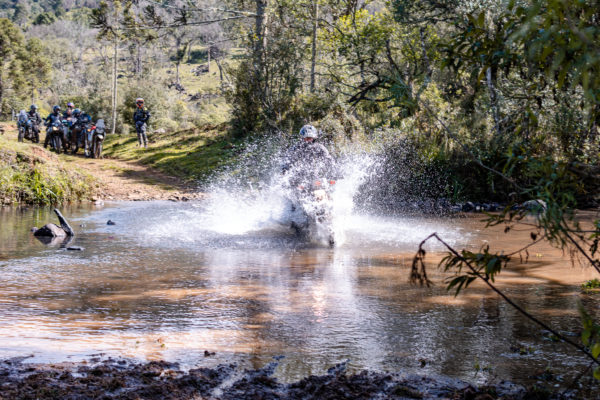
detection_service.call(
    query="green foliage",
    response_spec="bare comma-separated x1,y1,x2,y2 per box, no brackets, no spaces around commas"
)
579,303,600,379
582,279,600,291
439,246,510,295
0,18,25,116
33,11,57,25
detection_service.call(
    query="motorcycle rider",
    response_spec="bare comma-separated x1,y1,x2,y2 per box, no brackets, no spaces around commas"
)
281,124,337,189
27,105,42,128
63,102,75,119
26,105,42,142
133,98,150,148
44,105,62,148
61,102,77,150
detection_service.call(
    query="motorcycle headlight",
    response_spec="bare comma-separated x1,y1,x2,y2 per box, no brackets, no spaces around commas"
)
96,135,104,140
313,189,327,201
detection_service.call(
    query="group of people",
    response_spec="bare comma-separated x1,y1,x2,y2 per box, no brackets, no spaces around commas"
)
17,97,152,149
41,102,93,149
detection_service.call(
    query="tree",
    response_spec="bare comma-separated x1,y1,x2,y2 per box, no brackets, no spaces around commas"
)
20,37,52,104
33,12,57,25
0,18,25,118
12,0,30,25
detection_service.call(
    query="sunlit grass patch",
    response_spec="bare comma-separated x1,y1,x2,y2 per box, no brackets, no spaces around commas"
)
102,125,239,183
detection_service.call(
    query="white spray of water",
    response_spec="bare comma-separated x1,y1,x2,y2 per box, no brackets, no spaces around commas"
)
122,140,466,249
329,152,377,245
198,143,384,247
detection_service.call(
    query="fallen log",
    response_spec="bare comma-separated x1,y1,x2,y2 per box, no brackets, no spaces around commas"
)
32,209,75,238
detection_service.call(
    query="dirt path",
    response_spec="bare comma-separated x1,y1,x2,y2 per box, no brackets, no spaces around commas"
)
62,155,205,201
1,122,204,202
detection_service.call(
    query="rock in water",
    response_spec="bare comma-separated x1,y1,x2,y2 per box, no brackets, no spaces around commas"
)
521,199,547,212
67,246,84,251
33,223,67,238
461,201,475,212
107,220,116,225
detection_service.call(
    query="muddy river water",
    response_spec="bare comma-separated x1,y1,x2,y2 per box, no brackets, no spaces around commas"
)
0,202,599,389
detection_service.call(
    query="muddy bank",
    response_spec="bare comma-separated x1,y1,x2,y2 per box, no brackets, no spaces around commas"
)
0,357,583,400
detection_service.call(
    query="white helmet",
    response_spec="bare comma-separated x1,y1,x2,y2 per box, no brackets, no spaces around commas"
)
299,124,318,139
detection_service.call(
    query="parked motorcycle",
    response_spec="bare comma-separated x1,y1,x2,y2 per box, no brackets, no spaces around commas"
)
17,111,28,142
47,120,63,154
288,179,336,247
61,119,75,152
23,120,40,143
89,119,106,159
70,117,89,155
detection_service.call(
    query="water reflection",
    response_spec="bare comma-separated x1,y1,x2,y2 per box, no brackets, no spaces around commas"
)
0,203,598,388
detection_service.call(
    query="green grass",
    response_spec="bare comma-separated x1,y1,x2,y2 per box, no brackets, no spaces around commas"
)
582,279,600,292
102,126,240,183
0,124,100,205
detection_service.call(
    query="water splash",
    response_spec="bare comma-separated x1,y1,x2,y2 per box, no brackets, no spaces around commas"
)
89,138,465,250
195,139,378,246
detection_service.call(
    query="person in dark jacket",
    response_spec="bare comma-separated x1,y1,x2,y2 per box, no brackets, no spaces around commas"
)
63,102,75,119
26,105,42,142
133,98,151,148
44,105,62,148
281,124,337,190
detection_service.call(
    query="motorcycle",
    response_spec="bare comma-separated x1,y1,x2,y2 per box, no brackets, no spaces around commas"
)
61,119,75,152
70,119,89,155
47,120,64,154
89,119,106,159
22,120,40,143
288,179,336,247
17,121,27,142
17,111,29,142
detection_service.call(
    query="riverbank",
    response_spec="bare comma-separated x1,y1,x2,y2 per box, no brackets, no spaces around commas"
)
0,122,208,204
0,357,577,400
0,124,98,206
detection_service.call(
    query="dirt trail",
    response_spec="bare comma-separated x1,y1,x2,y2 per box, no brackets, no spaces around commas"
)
1,122,204,202
62,155,205,201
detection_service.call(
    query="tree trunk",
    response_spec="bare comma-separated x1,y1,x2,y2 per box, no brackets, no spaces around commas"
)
111,36,118,135
215,57,225,83
207,46,211,74
0,71,4,118
136,41,142,76
254,0,267,59
486,67,501,138
310,0,318,92
254,0,268,102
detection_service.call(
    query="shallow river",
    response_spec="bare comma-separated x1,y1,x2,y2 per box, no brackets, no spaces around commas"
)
0,202,598,388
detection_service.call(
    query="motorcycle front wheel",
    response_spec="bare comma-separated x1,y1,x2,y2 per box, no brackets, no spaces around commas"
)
52,135,62,154
93,140,103,159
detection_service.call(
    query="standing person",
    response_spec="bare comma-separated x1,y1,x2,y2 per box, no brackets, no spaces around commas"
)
133,98,150,148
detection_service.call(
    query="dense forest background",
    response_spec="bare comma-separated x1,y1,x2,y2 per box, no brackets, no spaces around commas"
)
1,0,599,206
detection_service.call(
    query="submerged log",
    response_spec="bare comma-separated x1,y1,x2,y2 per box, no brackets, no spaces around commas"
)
32,209,75,238
54,209,74,236
33,224,66,238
